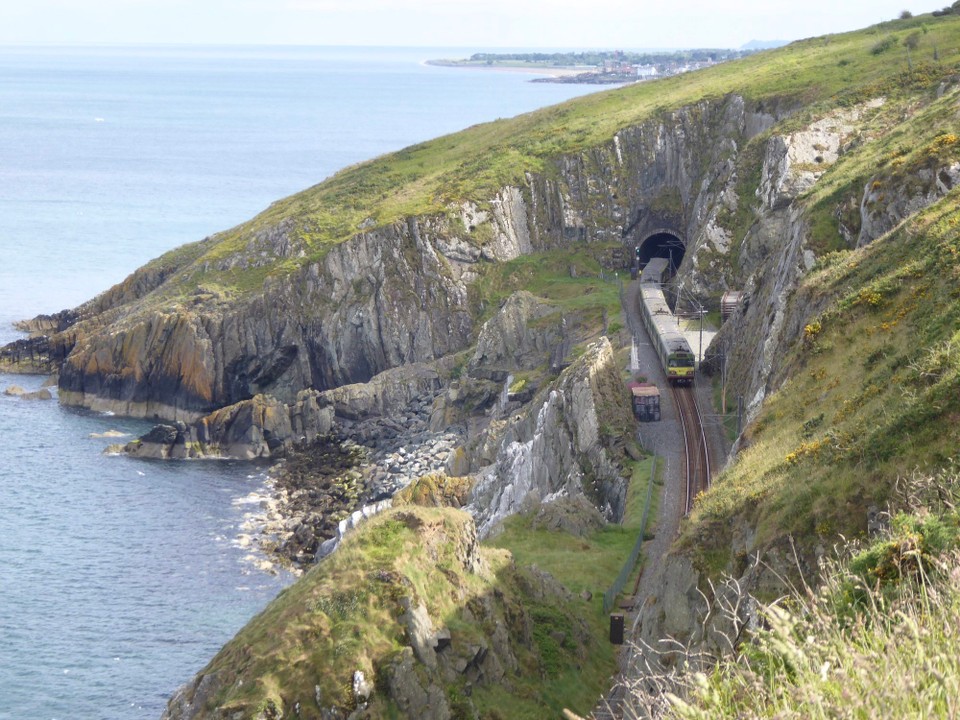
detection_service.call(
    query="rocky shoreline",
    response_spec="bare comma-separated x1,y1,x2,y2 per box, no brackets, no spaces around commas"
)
237,391,465,573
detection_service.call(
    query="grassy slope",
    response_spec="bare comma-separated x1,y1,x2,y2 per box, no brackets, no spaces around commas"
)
667,477,960,718
469,246,624,334
150,13,960,297
187,462,656,720
155,11,960,718
480,457,657,718
193,507,520,715
676,15,960,577
685,188,960,571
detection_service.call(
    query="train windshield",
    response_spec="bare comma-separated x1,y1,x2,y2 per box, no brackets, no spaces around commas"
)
668,356,695,368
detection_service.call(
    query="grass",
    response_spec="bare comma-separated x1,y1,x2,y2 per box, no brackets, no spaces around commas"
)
469,245,624,323
94,12,960,300
187,487,668,720
641,469,960,719
802,86,960,254
682,188,960,578
483,456,658,716
490,456,658,599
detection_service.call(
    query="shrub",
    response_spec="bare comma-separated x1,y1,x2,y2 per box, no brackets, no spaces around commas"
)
871,36,900,54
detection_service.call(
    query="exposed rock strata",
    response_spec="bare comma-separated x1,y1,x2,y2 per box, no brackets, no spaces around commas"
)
467,337,629,537
468,290,561,381
3,93,791,426
45,221,476,420
717,92,960,419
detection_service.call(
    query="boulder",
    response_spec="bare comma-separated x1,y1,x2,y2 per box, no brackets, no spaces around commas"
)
532,495,607,537
20,388,53,401
123,391,334,460
399,597,439,670
321,361,444,421
380,647,451,720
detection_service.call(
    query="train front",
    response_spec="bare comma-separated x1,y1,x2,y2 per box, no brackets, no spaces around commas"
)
665,337,696,386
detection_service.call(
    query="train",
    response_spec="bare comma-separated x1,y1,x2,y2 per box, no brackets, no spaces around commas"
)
638,258,696,385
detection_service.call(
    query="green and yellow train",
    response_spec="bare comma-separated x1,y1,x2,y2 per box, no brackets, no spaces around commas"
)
638,257,696,386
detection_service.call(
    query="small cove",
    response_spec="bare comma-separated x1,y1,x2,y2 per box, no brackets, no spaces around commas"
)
0,44,604,717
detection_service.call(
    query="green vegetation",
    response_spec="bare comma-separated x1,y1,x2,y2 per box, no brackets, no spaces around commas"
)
661,469,960,719
803,90,960,255
131,12,960,298
189,494,660,719
710,375,741,444
485,456,658,714
684,190,960,578
491,457,657,602
469,246,624,329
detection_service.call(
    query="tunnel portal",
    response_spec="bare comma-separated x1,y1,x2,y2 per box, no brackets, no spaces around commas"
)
634,231,685,269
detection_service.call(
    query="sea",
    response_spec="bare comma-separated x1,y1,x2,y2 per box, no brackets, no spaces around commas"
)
0,45,606,719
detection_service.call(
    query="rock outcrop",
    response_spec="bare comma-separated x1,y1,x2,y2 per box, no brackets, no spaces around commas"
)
3,384,54,400
467,337,630,537
161,506,590,720
468,291,561,381
123,391,334,460
709,89,960,419
41,219,475,421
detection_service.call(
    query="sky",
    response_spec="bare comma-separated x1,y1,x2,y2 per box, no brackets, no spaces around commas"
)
0,0,952,49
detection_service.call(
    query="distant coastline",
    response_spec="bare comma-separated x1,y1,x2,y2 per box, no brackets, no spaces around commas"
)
425,58,590,78
425,59,628,84
427,47,763,84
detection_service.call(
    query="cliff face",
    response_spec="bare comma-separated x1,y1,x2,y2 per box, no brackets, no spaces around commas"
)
625,82,960,692
522,95,778,285
4,93,775,425
467,337,629,537
47,220,474,420
721,89,960,417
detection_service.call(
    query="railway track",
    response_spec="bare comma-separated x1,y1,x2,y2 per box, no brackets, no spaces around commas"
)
673,385,711,514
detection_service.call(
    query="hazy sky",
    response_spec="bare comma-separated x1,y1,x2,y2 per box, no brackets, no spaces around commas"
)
0,0,951,48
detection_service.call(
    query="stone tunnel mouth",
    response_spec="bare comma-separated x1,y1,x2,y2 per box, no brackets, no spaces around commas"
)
633,231,685,269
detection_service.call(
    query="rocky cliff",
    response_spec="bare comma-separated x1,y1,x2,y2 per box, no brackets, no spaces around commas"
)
5,13,960,718
624,62,960,709
467,337,630,537
4,90,782,427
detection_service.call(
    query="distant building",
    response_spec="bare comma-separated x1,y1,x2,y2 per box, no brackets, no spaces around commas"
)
602,59,635,76
636,65,658,79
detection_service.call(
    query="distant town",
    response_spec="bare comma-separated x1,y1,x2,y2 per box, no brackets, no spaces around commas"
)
427,47,778,84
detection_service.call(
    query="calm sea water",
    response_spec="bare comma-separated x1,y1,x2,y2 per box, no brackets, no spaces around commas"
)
0,45,605,719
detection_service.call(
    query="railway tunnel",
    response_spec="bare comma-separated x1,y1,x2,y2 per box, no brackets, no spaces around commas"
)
634,230,685,269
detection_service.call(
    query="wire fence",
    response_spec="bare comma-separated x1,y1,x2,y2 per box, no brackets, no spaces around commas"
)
602,455,658,614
